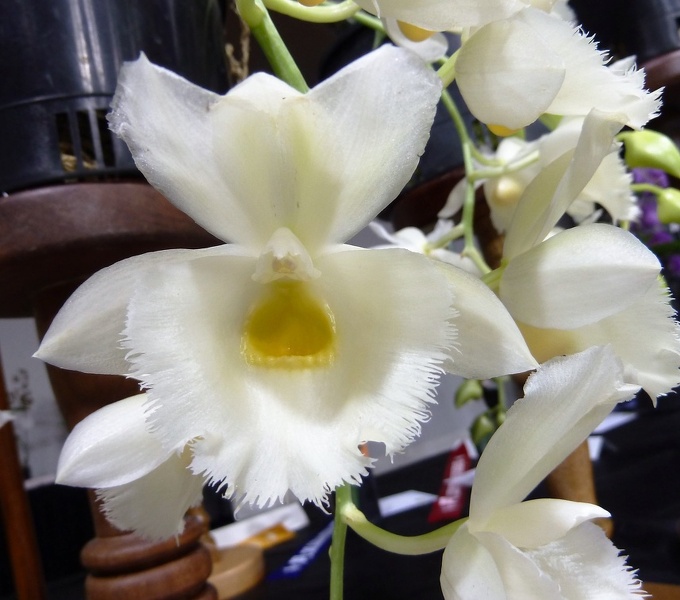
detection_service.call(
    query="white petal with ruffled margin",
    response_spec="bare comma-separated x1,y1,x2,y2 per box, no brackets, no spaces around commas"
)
434,262,538,378
96,448,205,540
34,246,242,375
471,346,637,520
109,47,440,254
500,224,661,330
525,522,646,598
121,247,455,507
518,281,680,401
456,7,661,129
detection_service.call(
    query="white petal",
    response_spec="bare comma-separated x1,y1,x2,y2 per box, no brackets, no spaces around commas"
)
435,263,538,378
122,247,455,507
111,48,439,253
34,246,243,375
534,117,637,223
291,46,441,252
572,151,637,223
456,14,566,129
532,12,662,129
504,109,623,259
471,346,638,520
526,522,646,598
530,281,680,401
458,8,661,129
56,394,175,488
500,224,661,330
109,54,245,244
438,178,468,219
473,530,563,598
441,525,507,600
97,448,205,540
355,0,523,30
384,20,449,61
477,498,608,548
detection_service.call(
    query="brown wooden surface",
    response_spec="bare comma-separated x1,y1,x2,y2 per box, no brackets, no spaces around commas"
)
0,181,220,317
0,354,48,600
646,582,680,600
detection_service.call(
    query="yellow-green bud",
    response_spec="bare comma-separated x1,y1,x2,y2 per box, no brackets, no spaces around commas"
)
455,379,484,407
619,130,680,178
657,187,680,224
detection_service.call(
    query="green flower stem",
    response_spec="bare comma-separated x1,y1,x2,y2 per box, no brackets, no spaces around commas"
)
424,223,466,252
470,144,504,167
330,484,352,600
350,9,385,32
440,88,492,275
236,0,309,92
471,150,540,183
631,183,665,196
480,263,505,292
341,502,465,554
263,0,361,22
437,51,458,88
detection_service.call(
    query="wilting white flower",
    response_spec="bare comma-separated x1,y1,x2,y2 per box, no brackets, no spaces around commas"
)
36,46,537,539
455,7,661,130
441,346,645,599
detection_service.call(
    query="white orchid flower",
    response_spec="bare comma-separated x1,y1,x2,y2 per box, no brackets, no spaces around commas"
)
493,112,680,402
36,46,538,539
441,346,645,599
455,7,661,130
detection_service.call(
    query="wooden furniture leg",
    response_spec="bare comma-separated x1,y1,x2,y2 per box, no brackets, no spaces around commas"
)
0,352,48,600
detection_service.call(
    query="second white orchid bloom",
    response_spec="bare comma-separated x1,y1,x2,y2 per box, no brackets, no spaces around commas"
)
494,111,680,402
455,7,661,130
441,346,645,599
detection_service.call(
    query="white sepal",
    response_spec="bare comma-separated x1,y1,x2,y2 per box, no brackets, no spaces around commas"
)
500,224,661,330
56,394,176,488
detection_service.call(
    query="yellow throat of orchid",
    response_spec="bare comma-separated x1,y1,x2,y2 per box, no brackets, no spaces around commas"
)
244,227,336,369
242,281,336,368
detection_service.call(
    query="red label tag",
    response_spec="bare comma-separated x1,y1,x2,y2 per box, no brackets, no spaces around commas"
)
427,442,472,523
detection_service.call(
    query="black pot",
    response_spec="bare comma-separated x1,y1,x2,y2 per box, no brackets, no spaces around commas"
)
0,0,229,194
